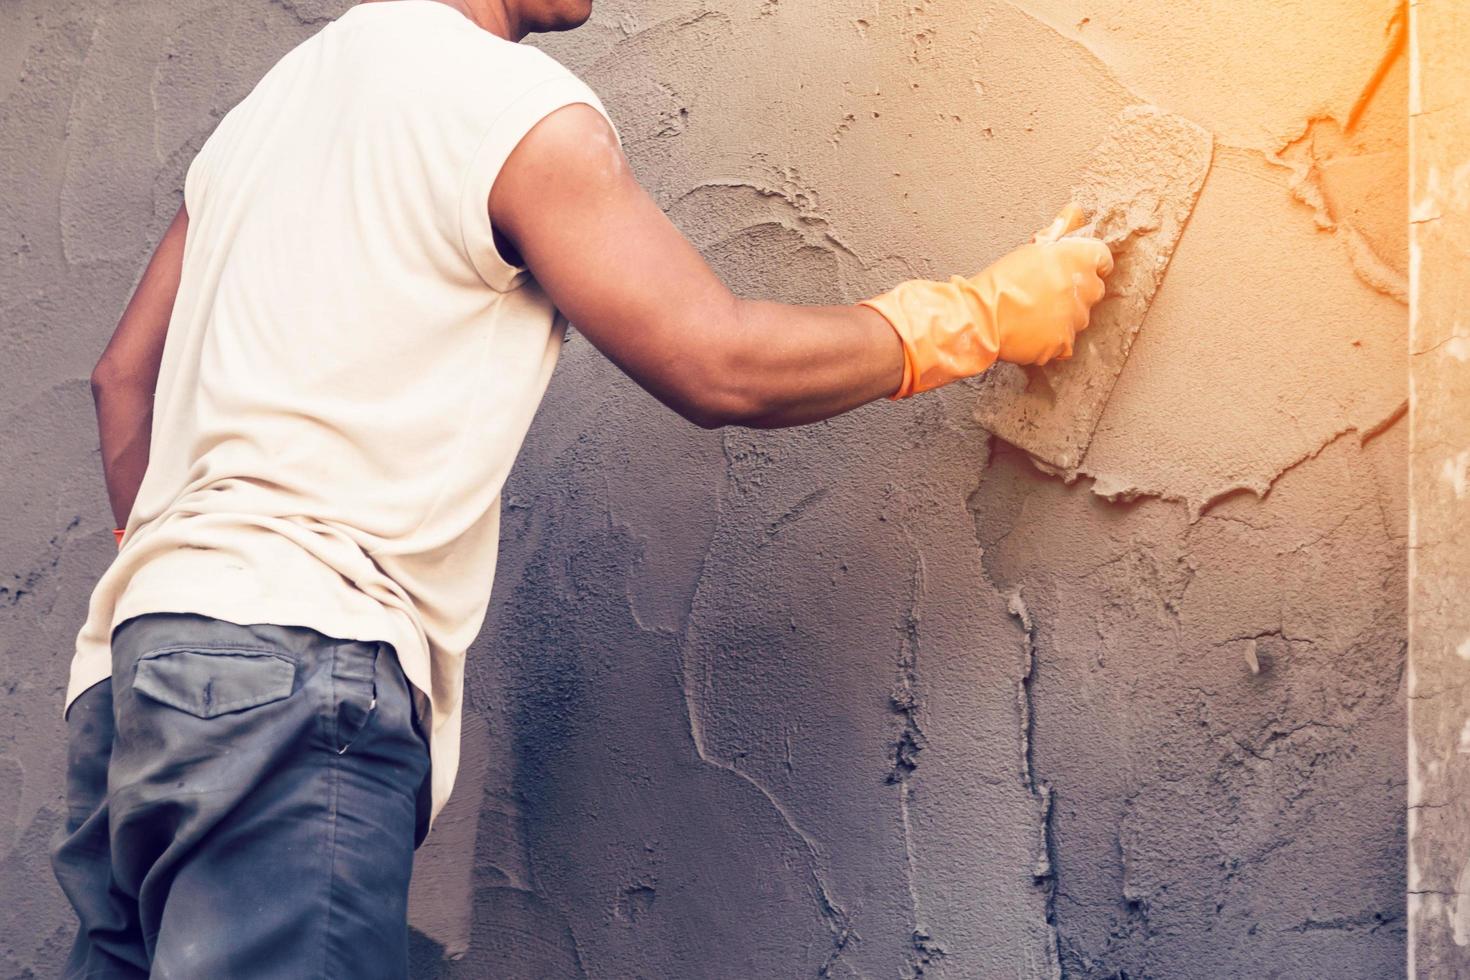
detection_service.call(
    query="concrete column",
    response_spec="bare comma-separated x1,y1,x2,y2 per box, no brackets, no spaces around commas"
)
1408,0,1470,974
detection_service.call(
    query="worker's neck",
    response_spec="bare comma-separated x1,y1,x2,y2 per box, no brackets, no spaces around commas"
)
358,0,523,42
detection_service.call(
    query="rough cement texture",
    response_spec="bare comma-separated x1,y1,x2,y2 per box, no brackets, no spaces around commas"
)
1408,0,1470,974
0,1,1407,977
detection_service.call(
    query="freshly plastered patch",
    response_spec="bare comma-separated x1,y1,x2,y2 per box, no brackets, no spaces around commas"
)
1075,147,1406,513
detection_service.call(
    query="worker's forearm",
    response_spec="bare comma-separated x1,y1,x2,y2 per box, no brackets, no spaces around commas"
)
722,299,906,428
92,380,153,529
88,203,187,531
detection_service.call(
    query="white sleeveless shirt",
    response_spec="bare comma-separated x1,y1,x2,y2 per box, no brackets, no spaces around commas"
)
68,0,617,826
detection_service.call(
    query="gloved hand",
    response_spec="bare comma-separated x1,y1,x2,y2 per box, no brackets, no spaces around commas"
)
860,204,1114,399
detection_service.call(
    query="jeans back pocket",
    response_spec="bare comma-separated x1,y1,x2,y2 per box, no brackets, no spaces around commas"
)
132,646,297,719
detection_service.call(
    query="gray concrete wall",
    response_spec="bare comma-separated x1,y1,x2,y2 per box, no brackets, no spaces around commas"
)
1,1,1408,977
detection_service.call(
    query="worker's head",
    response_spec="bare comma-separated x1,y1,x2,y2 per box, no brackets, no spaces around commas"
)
505,0,593,35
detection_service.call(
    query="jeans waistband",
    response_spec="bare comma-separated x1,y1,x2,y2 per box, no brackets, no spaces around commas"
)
112,612,389,666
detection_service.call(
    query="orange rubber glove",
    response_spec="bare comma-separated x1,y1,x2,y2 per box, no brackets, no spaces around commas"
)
860,204,1114,399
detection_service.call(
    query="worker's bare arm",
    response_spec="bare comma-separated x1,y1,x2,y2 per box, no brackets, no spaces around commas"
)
489,104,904,429
91,202,188,527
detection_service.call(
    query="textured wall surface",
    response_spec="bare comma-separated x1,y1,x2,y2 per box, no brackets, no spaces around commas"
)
1408,0,1470,974
0,1,1408,977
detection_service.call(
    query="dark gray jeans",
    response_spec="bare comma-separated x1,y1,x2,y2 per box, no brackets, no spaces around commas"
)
51,612,432,979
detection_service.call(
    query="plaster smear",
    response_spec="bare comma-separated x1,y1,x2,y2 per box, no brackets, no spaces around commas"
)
1274,52,1409,304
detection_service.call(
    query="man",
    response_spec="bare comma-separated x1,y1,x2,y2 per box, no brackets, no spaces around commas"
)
53,0,1113,975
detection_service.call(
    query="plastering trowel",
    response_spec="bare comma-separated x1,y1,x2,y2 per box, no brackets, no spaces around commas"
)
972,105,1213,472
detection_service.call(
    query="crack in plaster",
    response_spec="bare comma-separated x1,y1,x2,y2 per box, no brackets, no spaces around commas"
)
1002,588,1063,972
886,538,948,980
887,552,927,787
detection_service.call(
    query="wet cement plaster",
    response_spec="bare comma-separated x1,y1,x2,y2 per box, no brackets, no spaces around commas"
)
0,1,1406,977
1407,0,1470,974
